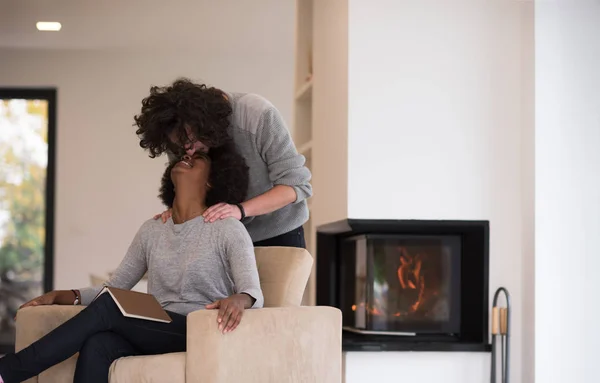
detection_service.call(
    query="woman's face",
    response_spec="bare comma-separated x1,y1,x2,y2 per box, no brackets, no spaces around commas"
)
170,152,211,190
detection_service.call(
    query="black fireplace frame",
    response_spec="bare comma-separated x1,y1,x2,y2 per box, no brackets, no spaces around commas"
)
316,219,491,352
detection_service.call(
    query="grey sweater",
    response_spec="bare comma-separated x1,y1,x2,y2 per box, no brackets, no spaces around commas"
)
79,217,264,315
168,92,312,242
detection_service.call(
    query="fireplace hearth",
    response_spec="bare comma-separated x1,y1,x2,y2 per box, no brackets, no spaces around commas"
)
316,219,491,352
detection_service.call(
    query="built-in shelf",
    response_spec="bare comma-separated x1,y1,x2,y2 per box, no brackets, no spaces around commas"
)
297,140,313,156
296,0,315,306
295,79,313,101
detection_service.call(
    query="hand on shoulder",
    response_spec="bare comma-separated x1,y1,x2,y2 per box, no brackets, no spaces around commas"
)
153,208,173,223
203,203,243,223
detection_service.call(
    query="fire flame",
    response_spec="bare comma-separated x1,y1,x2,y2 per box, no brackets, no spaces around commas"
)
352,301,383,315
354,246,427,317
398,247,426,312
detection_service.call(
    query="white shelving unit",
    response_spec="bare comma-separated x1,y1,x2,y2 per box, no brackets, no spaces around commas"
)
294,0,315,305
297,140,313,156
295,79,313,102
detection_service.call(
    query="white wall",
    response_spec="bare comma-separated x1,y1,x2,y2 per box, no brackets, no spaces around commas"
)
344,0,532,382
535,1,600,382
0,14,294,290
345,352,489,383
520,2,535,383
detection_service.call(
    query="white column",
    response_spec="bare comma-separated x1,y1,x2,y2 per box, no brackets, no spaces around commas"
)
535,1,600,382
345,1,529,380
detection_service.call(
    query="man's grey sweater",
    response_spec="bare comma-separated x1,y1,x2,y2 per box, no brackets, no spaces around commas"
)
79,217,264,315
168,92,312,242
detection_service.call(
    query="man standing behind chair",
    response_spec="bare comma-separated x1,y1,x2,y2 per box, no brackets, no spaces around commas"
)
134,78,311,248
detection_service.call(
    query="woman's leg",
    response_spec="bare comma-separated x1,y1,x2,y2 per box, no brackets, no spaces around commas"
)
0,293,186,383
74,332,138,383
253,226,306,248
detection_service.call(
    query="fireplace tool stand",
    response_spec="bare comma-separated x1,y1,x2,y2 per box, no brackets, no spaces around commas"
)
490,287,511,383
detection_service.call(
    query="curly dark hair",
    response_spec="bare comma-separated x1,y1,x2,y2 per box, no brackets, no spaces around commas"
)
159,141,249,208
134,78,232,158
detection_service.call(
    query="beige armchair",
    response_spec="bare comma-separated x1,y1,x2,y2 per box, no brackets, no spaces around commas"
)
16,247,342,383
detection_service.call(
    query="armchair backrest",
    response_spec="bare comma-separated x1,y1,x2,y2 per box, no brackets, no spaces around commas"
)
254,246,313,307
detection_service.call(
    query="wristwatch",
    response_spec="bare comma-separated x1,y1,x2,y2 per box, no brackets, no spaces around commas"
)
236,203,246,221
71,289,80,305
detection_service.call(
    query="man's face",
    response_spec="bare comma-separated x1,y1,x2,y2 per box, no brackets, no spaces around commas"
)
168,125,210,156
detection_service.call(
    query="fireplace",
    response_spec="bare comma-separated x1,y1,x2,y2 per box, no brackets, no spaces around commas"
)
317,219,490,352
341,234,462,335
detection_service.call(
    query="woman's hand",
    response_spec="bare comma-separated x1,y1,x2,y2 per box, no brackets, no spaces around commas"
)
203,203,242,223
19,289,80,310
16,290,78,320
19,291,58,310
153,208,173,223
205,294,254,333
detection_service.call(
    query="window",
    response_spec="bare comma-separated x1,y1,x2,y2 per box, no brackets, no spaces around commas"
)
0,89,56,353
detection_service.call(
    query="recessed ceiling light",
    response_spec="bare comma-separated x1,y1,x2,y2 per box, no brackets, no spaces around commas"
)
36,22,62,31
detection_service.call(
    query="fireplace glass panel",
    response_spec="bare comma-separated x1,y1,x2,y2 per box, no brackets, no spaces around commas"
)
341,234,461,335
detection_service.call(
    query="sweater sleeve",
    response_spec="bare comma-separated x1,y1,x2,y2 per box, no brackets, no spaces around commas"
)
220,219,264,308
78,222,149,305
255,106,313,203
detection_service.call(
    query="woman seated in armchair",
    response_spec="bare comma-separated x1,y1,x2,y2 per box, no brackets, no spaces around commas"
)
0,143,264,383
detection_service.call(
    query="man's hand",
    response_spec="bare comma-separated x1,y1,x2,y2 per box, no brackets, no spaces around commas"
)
205,294,254,333
153,208,173,223
203,203,242,223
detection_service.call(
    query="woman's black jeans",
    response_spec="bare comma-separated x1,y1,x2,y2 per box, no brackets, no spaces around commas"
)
253,226,306,248
0,293,186,383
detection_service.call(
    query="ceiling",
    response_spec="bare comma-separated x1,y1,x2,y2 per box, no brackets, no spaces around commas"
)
0,0,292,51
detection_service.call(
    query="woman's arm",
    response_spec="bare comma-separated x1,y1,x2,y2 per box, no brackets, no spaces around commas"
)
224,220,263,307
76,222,150,305
19,223,150,310
214,219,263,307
205,219,263,333
19,289,79,310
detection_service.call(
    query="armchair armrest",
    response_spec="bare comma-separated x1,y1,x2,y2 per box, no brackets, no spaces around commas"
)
15,305,84,383
186,306,342,383
16,305,85,351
